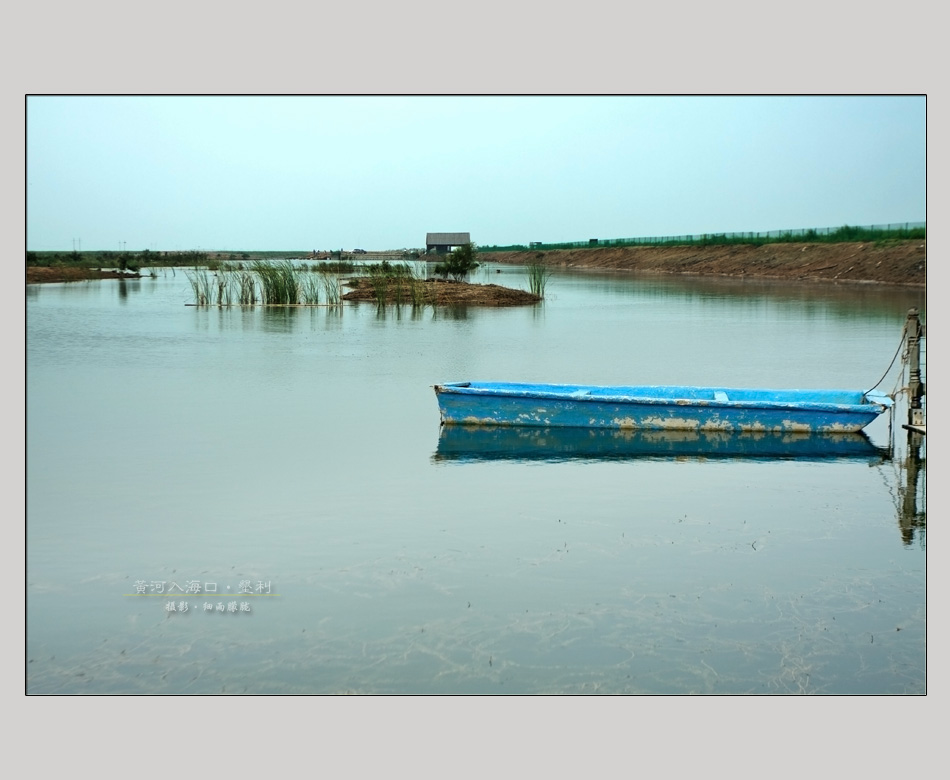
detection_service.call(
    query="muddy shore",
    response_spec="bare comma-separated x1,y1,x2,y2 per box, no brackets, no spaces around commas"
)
341,277,540,306
481,240,926,287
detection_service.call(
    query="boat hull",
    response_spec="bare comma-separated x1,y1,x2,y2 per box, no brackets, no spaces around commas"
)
434,382,891,433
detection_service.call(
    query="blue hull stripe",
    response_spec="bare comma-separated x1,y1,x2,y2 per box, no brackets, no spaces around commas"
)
434,383,891,433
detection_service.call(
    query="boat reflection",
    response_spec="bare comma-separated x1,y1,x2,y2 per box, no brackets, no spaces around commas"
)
433,425,890,464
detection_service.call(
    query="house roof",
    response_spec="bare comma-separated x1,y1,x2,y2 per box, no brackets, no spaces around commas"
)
426,232,470,245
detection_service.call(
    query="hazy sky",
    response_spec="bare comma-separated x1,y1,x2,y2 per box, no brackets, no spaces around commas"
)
26,95,926,252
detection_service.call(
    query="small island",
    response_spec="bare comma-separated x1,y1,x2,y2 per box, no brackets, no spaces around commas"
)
342,242,542,306
341,277,540,306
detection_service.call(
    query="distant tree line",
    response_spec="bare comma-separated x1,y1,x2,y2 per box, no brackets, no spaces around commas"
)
481,224,926,253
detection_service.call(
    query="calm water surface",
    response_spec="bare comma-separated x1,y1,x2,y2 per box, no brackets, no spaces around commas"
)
26,265,926,694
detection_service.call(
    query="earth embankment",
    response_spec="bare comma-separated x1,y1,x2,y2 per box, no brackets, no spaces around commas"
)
481,241,925,287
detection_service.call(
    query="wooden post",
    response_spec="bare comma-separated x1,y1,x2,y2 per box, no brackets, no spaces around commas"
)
899,309,926,544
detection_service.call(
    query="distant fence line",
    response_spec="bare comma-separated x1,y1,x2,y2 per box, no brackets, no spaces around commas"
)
481,222,926,253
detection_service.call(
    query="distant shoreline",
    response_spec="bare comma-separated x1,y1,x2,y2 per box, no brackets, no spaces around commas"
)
26,240,925,287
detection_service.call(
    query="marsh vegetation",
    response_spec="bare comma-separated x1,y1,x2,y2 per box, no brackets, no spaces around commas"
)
184,255,541,309
526,254,553,298
185,261,345,307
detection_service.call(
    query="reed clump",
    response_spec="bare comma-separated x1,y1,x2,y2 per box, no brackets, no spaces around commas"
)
314,260,356,274
405,262,431,308
254,260,300,305
407,271,429,307
365,259,412,277
367,266,390,307
363,261,431,309
321,270,341,305
237,270,257,304
215,272,233,306
300,272,321,305
526,256,553,298
186,269,214,305
184,260,342,306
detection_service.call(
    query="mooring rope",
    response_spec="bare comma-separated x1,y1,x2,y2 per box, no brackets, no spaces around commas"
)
866,324,907,395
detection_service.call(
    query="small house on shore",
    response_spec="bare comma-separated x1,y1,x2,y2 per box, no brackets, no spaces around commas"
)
426,232,470,255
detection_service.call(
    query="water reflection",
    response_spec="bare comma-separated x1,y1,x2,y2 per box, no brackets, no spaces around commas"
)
898,431,926,547
436,424,926,549
544,268,925,325
434,425,890,463
116,277,143,302
310,306,345,329
260,307,299,333
433,305,470,321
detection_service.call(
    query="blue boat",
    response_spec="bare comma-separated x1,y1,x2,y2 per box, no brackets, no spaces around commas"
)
433,382,892,433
